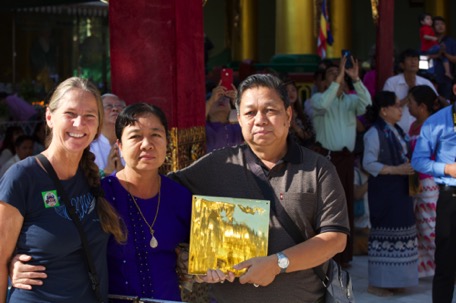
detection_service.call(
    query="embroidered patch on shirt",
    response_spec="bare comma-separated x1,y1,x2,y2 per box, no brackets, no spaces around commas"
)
42,190,60,208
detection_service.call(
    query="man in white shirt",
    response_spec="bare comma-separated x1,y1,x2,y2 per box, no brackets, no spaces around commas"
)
311,56,371,267
90,93,126,176
383,49,437,133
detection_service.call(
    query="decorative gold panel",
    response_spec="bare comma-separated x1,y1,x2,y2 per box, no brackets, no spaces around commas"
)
188,195,270,276
162,126,205,173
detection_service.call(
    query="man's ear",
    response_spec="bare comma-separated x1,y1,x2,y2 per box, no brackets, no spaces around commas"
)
117,139,123,153
286,106,293,124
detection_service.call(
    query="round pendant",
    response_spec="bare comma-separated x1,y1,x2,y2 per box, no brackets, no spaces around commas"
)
150,235,158,248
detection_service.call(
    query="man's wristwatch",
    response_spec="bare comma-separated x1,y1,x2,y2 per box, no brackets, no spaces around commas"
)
276,252,289,274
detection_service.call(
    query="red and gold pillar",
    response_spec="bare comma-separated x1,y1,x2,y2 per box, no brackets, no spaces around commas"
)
376,0,394,92
109,0,206,171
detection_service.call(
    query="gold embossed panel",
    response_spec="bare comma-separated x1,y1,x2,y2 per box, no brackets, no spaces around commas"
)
188,195,270,276
162,126,205,173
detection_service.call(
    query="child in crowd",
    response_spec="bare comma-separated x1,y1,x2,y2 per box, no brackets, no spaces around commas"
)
419,13,453,79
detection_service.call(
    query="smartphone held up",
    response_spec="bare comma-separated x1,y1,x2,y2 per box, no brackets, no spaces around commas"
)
220,68,233,90
341,49,353,69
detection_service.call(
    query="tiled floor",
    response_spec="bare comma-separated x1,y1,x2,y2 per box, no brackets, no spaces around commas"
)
348,255,442,303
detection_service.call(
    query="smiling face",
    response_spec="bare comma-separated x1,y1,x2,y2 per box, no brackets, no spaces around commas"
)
118,113,167,172
46,88,99,156
237,86,292,152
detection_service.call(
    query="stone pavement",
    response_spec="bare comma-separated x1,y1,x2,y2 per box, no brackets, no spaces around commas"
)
347,255,450,303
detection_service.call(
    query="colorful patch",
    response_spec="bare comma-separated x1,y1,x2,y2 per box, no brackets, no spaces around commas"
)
42,190,60,208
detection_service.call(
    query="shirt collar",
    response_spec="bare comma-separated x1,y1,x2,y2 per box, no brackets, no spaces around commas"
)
245,136,302,169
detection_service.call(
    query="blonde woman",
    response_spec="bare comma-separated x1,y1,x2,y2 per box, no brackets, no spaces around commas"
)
0,77,125,303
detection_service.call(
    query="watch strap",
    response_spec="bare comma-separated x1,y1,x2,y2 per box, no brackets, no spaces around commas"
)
276,251,289,273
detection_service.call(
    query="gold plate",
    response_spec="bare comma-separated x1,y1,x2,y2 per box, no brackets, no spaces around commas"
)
188,195,270,276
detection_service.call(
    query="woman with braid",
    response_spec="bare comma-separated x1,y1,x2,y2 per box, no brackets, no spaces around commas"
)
0,77,126,303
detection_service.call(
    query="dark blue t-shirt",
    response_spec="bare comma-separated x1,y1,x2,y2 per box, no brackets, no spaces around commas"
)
0,157,109,303
434,35,456,98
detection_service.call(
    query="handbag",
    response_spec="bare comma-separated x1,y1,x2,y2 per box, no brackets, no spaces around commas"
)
36,154,105,303
408,172,423,196
324,259,355,303
244,147,355,303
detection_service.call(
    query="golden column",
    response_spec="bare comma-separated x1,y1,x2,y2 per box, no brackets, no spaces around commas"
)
328,0,352,58
275,0,315,54
425,0,449,27
230,0,258,61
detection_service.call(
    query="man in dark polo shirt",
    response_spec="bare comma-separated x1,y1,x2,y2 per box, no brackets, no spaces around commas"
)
171,74,350,303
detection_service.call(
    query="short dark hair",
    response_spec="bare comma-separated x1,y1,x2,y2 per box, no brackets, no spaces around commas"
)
432,16,445,24
451,77,456,101
322,63,338,81
314,68,326,80
0,126,24,153
398,49,420,64
235,73,289,112
115,103,169,142
365,91,397,123
418,13,431,25
408,85,439,114
14,135,34,148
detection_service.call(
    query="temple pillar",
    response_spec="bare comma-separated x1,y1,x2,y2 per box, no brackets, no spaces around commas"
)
109,0,206,171
328,0,352,59
376,0,394,91
425,0,449,27
275,0,315,54
230,0,258,61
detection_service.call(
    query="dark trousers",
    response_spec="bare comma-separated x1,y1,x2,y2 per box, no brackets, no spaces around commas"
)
315,146,354,265
433,187,456,303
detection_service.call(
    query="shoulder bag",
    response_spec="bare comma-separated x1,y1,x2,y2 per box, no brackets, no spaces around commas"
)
36,154,105,303
244,148,355,303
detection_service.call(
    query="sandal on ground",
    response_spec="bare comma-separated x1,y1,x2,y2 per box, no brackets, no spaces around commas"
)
367,286,394,297
388,287,406,294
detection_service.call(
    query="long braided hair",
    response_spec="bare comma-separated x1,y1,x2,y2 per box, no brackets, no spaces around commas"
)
46,77,126,243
